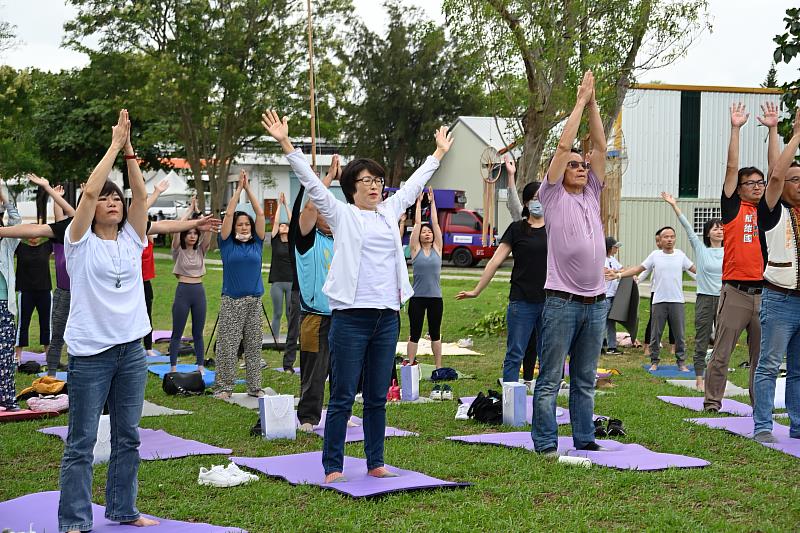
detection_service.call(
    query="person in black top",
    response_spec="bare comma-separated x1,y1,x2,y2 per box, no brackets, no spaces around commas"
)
268,192,300,371
14,236,53,361
457,180,547,384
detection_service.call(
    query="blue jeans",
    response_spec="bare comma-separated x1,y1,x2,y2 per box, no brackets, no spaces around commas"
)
58,341,147,532
503,300,544,383
532,295,608,451
323,309,399,475
753,287,800,437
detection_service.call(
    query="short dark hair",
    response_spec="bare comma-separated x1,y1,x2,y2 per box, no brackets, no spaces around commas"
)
520,181,542,219
339,158,386,204
658,226,676,236
738,167,764,184
703,218,723,248
87,180,127,232
179,227,200,250
232,211,256,243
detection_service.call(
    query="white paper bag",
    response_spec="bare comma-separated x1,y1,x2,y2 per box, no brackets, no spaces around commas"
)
258,395,297,440
93,415,111,464
502,382,527,427
400,364,420,402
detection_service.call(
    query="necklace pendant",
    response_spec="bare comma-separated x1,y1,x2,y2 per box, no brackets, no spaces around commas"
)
115,278,122,289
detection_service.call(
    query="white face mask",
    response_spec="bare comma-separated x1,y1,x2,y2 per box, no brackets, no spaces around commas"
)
235,233,250,242
528,200,543,218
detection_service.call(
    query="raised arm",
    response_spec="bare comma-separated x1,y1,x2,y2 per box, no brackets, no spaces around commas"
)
607,264,646,281
298,154,339,237
272,191,286,238
52,185,69,222
723,103,749,198
455,243,512,299
0,224,54,239
241,170,265,240
125,116,148,241
70,110,129,243
220,175,244,241
546,71,593,184
765,107,800,209
662,191,701,251
757,101,781,173
409,193,423,258
151,215,221,237
429,186,443,253
28,174,75,217
587,80,607,184
504,155,523,221
146,178,170,210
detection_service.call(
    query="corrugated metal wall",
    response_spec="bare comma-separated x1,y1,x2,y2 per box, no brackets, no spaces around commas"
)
697,91,783,198
617,197,720,267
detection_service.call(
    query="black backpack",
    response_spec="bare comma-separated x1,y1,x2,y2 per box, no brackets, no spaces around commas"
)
467,390,503,424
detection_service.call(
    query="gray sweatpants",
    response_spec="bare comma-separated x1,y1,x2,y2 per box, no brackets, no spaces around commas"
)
269,281,293,335
649,302,686,366
46,288,70,376
693,293,719,377
282,289,301,369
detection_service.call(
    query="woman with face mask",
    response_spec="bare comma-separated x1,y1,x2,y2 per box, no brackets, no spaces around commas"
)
457,178,547,384
406,187,444,368
214,170,267,400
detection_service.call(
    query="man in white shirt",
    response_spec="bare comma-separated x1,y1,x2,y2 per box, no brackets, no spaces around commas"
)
608,227,696,370
604,237,623,355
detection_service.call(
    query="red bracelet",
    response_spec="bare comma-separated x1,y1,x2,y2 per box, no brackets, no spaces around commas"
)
124,154,137,160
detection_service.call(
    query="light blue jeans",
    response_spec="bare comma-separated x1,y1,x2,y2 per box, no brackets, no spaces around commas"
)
58,340,147,532
753,287,800,437
503,300,544,383
533,295,608,451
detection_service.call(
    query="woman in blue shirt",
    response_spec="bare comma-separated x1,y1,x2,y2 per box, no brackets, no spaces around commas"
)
215,170,266,399
662,192,723,391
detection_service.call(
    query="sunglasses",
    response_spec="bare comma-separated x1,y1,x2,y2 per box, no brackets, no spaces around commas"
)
566,161,590,170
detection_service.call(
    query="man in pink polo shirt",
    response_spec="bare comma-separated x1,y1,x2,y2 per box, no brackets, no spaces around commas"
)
532,71,609,454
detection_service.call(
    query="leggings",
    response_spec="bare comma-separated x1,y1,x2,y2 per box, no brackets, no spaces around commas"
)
269,281,292,335
169,282,207,366
0,301,16,408
142,280,154,350
522,328,538,382
407,297,443,343
46,288,70,375
17,290,51,347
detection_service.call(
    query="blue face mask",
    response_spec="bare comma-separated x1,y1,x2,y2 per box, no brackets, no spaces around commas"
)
528,200,543,218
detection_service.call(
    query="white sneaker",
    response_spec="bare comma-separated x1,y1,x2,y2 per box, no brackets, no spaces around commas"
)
198,465,243,487
457,337,473,348
455,403,470,420
225,462,259,483
298,422,315,433
355,393,363,403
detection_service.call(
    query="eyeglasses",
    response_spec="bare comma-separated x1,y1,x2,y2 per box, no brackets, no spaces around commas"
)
355,176,385,186
786,177,800,184
566,161,590,170
739,179,766,188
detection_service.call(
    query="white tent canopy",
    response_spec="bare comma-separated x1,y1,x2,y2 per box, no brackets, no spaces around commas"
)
145,170,190,196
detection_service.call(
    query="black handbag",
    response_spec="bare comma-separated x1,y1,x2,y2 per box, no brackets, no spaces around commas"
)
162,371,205,395
467,390,503,425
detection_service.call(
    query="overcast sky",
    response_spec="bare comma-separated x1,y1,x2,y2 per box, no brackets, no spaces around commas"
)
0,0,796,87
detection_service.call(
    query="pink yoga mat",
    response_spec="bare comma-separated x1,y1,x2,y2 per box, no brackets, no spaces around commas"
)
686,416,800,458
231,452,469,498
0,408,59,423
446,432,710,470
39,426,231,460
0,491,246,532
657,395,753,417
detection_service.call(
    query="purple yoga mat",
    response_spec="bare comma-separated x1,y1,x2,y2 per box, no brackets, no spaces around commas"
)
460,396,601,426
307,412,418,442
20,351,46,364
686,416,800,458
447,433,709,470
231,452,470,498
657,395,753,416
273,367,301,374
0,491,246,532
39,427,231,460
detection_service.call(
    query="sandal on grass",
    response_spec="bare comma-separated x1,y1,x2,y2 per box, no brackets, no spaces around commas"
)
213,392,232,400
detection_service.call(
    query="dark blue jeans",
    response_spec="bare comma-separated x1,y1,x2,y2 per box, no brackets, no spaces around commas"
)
503,300,544,383
533,295,608,451
323,308,399,475
58,340,147,532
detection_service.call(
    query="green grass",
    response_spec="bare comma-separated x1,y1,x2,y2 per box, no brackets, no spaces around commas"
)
2,258,799,532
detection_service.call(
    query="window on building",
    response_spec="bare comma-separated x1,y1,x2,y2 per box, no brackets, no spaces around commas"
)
692,206,721,236
679,91,701,198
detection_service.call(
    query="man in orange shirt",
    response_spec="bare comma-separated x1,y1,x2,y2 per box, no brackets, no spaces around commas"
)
704,102,778,412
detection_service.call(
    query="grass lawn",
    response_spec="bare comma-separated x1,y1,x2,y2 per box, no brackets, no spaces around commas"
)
2,256,798,532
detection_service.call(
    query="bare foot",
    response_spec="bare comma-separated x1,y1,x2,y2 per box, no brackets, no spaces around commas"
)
324,472,345,483
695,377,705,392
368,466,397,478
678,365,690,372
147,350,156,357
649,364,658,371
213,391,232,400
170,365,177,372
197,365,205,375
122,517,160,527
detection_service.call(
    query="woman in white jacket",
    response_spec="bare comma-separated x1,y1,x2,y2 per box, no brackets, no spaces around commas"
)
262,110,453,483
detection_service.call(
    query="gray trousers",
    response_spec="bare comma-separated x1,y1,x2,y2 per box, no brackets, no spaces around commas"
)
282,289,301,369
649,302,686,366
269,281,293,335
46,288,70,376
297,313,331,425
693,293,719,377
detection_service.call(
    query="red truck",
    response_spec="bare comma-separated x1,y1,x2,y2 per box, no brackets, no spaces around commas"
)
384,188,497,267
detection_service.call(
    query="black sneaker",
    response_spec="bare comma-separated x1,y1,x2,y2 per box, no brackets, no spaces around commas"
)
594,418,608,437
607,418,626,437
576,442,606,451
606,348,624,355
538,447,559,457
